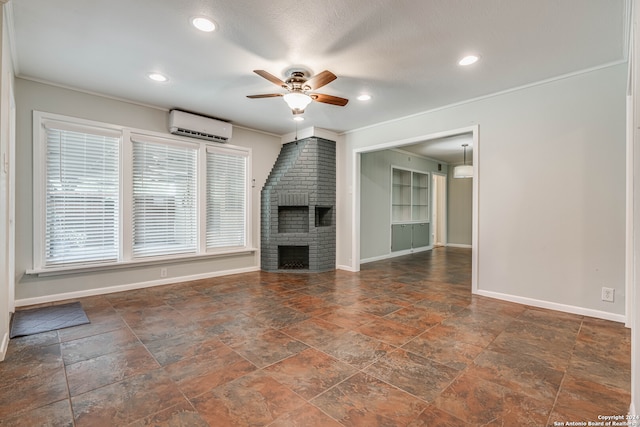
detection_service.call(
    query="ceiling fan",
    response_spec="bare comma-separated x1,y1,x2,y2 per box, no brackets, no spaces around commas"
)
247,68,349,115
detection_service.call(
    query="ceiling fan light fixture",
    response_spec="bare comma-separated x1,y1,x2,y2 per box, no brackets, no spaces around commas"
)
283,92,312,111
191,16,217,32
357,94,371,101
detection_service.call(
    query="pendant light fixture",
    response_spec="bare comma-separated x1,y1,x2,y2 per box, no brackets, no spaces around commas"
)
453,143,473,178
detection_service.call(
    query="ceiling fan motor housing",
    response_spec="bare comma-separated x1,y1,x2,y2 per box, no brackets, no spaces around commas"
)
286,71,310,92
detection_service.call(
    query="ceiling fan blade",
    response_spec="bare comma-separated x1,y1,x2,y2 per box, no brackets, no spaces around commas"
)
310,93,349,106
304,70,337,90
253,70,288,88
246,93,283,99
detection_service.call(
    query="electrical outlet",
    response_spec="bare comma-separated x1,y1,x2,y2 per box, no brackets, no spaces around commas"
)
601,287,614,302
160,268,167,278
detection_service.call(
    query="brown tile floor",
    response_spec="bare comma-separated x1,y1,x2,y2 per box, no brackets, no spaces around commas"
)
0,247,631,426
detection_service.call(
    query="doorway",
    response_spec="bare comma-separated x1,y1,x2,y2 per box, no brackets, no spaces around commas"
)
432,173,447,247
352,125,479,293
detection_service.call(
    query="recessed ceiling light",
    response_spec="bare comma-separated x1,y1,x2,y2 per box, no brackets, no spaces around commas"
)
458,55,480,66
147,73,168,82
191,16,216,32
293,116,305,122
357,94,371,101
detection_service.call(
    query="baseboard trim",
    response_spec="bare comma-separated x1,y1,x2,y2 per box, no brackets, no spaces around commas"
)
476,289,627,323
446,243,472,249
15,266,261,307
360,246,432,265
0,330,9,362
336,264,358,272
360,254,394,264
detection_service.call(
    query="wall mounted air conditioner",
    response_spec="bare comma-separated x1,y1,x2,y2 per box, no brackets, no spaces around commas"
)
169,110,232,143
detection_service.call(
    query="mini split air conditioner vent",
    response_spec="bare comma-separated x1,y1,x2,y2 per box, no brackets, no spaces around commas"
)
172,127,227,142
169,110,232,143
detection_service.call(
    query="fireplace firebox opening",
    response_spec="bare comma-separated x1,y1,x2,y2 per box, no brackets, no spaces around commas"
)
278,245,309,270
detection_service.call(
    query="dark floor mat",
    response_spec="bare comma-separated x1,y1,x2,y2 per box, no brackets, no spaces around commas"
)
10,302,90,338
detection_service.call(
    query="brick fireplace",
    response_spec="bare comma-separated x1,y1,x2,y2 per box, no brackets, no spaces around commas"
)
261,137,336,272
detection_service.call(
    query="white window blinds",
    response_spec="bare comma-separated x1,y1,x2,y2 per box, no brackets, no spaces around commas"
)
44,126,120,266
132,139,197,258
34,112,252,272
206,148,247,249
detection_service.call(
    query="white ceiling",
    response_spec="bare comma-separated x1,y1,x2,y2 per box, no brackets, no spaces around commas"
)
400,134,473,165
9,0,627,145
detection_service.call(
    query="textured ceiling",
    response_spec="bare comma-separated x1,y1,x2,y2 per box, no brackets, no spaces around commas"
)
401,134,474,165
10,0,627,141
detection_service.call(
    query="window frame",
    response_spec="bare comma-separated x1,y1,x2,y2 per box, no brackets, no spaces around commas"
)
32,111,254,275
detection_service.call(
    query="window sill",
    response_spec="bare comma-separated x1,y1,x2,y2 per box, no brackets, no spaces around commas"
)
391,221,431,225
26,248,259,277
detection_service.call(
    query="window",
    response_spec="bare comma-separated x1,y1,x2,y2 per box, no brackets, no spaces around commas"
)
33,112,251,272
132,137,197,258
42,122,120,266
206,147,247,249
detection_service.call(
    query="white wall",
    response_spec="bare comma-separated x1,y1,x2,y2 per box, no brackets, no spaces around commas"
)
339,63,627,320
0,4,15,360
14,78,282,303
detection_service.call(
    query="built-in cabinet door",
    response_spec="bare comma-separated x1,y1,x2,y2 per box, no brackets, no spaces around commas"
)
392,223,430,251
392,169,412,222
411,172,429,221
391,224,412,251
412,223,430,248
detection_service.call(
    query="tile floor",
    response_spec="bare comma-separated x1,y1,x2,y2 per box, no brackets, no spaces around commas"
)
0,247,631,426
